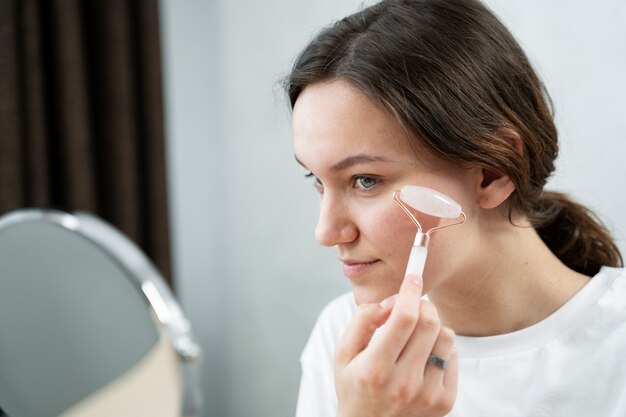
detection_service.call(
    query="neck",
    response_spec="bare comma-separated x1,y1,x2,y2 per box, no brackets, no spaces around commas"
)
428,221,590,337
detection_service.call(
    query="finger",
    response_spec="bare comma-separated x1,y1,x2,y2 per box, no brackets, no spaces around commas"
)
335,299,394,367
440,348,459,410
422,326,455,387
368,273,423,362
396,300,442,372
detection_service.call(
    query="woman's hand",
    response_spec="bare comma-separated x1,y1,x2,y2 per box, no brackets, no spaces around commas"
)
334,273,458,417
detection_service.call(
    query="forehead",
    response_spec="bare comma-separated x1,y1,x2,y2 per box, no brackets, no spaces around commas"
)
292,80,418,169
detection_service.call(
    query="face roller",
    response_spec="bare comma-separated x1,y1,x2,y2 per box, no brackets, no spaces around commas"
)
393,186,467,277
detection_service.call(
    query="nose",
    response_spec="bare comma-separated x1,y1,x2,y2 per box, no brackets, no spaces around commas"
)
314,193,358,247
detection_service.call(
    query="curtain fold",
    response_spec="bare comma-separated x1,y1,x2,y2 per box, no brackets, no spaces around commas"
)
0,0,172,285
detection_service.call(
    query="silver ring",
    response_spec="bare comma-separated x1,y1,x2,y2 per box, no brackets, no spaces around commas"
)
428,355,449,370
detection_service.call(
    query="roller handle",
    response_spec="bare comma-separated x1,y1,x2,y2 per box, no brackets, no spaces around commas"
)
406,244,428,277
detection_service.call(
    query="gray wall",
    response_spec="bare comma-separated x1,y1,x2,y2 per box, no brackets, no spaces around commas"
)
159,1,626,416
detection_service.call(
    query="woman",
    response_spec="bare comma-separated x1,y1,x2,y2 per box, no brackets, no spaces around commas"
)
285,0,624,416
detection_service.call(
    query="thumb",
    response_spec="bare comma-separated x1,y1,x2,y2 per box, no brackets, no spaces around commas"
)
335,295,397,366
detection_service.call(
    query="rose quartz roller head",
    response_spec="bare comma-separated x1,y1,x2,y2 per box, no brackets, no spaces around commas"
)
393,186,466,276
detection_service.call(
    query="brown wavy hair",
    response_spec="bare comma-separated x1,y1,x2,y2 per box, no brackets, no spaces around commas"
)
285,0,622,276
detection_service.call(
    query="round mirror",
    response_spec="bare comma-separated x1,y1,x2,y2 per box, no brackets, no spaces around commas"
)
0,209,201,417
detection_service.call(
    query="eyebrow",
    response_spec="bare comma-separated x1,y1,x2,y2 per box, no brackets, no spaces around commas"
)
294,153,393,172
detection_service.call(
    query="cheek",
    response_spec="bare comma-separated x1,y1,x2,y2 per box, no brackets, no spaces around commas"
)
365,202,416,260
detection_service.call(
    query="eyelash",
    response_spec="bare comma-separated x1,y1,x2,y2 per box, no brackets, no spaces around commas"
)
304,172,380,192
305,172,323,191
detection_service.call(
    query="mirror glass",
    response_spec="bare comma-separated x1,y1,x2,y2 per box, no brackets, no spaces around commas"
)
0,210,200,417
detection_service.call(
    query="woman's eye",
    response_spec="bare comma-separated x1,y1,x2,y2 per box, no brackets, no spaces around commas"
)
354,176,378,189
305,172,324,191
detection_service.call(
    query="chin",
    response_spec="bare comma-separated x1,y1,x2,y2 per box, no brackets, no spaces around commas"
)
351,283,400,305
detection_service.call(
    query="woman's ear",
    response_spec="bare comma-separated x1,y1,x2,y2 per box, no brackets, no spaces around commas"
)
478,169,516,209
477,128,523,209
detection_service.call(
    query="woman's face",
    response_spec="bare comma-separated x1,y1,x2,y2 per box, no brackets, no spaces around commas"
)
292,80,479,304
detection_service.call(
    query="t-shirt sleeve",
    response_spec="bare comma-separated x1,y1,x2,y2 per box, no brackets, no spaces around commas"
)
294,292,355,417
295,359,337,417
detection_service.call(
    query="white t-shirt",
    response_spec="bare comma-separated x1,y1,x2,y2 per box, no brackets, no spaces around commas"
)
295,266,626,417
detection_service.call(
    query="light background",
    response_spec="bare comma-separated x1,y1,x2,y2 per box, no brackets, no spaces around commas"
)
158,1,626,416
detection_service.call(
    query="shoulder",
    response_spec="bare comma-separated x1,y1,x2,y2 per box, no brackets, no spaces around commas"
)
300,291,356,364
556,266,626,348
554,266,626,342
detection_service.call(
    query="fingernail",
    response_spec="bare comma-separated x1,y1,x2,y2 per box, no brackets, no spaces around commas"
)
406,273,422,286
379,294,398,309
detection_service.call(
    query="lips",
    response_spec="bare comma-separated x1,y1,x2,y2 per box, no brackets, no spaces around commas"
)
341,259,380,278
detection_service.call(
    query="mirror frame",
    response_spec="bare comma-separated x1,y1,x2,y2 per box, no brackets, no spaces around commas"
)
0,209,202,416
